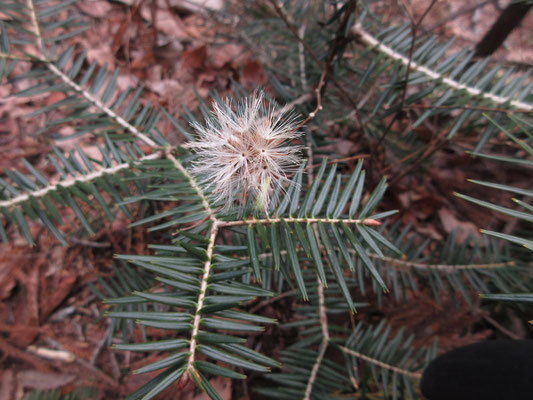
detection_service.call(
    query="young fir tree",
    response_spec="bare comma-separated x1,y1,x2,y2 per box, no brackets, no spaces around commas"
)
0,1,531,399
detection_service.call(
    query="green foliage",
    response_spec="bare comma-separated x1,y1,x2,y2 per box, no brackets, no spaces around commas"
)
457,114,533,306
1,1,532,399
458,115,533,251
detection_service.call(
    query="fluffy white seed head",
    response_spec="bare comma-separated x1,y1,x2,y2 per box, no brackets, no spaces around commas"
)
188,91,303,212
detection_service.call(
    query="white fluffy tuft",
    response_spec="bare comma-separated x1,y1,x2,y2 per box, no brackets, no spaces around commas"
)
187,91,303,211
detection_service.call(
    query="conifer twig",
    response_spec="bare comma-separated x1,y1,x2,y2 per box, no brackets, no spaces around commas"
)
404,104,532,113
372,0,439,157
303,275,330,400
0,151,163,209
165,150,218,221
25,0,158,148
185,221,219,378
255,248,514,272
218,217,381,227
303,143,330,399
0,52,35,62
339,346,423,379
350,23,533,111
268,0,369,140
367,253,515,271
26,0,45,52
46,63,159,149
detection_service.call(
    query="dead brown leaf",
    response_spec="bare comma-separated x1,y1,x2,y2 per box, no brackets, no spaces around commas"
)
0,370,15,400
140,6,187,40
182,45,207,70
40,275,77,323
242,60,267,87
9,266,39,347
0,338,51,372
16,370,75,391
77,0,113,18
438,207,481,243
210,44,243,69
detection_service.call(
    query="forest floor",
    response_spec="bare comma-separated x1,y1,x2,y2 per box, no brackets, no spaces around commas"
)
0,0,532,399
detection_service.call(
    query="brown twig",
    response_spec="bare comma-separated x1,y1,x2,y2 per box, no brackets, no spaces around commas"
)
311,154,370,169
389,129,449,185
294,68,327,131
69,238,111,248
268,0,324,72
75,357,120,387
483,314,522,340
339,346,423,379
267,0,368,137
249,289,298,314
371,0,439,161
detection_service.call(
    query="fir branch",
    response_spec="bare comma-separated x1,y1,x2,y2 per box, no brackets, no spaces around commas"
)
404,104,533,113
185,221,220,377
254,247,513,272
26,0,45,52
268,0,321,67
25,0,159,149
368,253,515,271
303,276,330,400
267,0,347,123
0,151,163,209
334,241,514,272
218,217,381,227
351,23,533,111
165,150,217,221
46,63,159,149
0,52,35,62
339,346,422,379
303,143,330,400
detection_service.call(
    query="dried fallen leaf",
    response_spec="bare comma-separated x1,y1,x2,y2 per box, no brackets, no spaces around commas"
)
140,6,187,40
182,45,207,70
168,0,223,13
242,59,267,86
16,370,75,390
146,79,183,97
0,369,14,400
40,275,77,322
210,44,243,69
46,92,67,106
438,208,481,244
77,0,113,18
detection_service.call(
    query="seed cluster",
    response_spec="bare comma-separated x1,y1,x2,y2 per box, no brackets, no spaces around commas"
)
188,92,302,211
